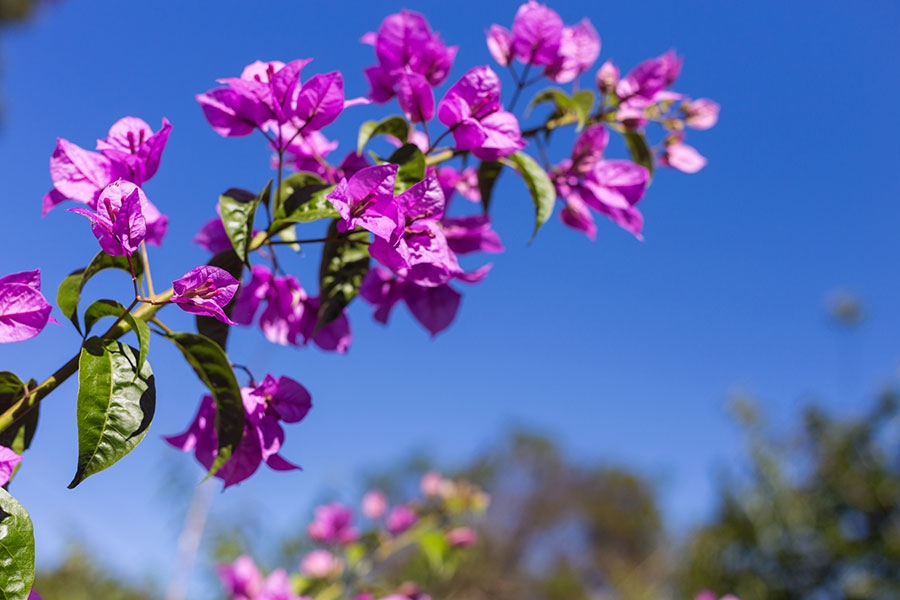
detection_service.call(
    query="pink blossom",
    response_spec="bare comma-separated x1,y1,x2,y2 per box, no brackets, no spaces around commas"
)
307,502,359,544
660,135,708,173
362,489,388,519
171,266,240,325
446,527,478,548
683,98,720,130
300,550,342,578
386,505,417,535
0,446,22,485
0,270,54,344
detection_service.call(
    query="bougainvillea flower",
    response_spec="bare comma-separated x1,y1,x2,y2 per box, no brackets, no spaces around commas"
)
250,375,312,424
443,215,505,255
307,502,359,544
446,527,478,548
0,445,22,485
544,19,600,83
170,265,240,324
437,67,525,160
595,60,619,94
69,179,147,256
300,550,343,579
327,163,403,241
437,166,480,206
553,126,650,239
486,25,513,66
363,10,457,104
196,87,270,138
616,50,682,101
280,128,339,179
42,138,128,215
290,71,346,132
218,555,264,599
362,489,388,520
232,267,352,353
682,98,720,130
165,375,308,488
0,270,53,344
192,215,232,255
360,267,464,336
96,116,172,185
27,591,41,600
395,72,435,123
510,1,564,66
659,138,708,173
386,505,418,535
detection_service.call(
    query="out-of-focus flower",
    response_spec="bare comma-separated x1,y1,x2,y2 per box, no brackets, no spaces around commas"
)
682,98,720,130
307,502,359,544
544,19,600,83
446,526,478,548
362,489,388,520
596,60,619,94
300,549,343,578
386,504,418,535
659,133,707,173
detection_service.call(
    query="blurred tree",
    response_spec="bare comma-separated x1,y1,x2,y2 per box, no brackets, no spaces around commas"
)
33,546,156,599
363,431,669,600
676,392,900,600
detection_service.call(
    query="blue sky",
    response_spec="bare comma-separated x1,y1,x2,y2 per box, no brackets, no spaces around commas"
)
1,0,899,593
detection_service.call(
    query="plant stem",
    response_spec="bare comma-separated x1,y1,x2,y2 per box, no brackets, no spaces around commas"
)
0,288,174,434
140,241,155,297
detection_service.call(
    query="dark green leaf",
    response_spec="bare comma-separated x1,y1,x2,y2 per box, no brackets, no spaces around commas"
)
0,373,38,482
270,174,338,232
195,250,243,352
169,333,243,478
477,160,504,213
219,183,267,265
82,299,150,373
57,252,144,335
624,131,655,178
317,221,370,330
507,151,556,240
69,338,155,488
0,488,34,599
357,115,410,155
387,143,426,193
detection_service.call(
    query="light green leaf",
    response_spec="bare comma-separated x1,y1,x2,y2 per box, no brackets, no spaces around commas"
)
169,333,243,478
69,338,155,488
419,531,449,571
506,151,556,240
0,488,35,600
357,115,410,155
57,251,144,335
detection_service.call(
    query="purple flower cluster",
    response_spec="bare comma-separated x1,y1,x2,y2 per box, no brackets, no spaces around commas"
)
232,265,352,353
326,164,501,336
197,59,351,151
165,374,311,488
44,117,170,241
551,125,650,239
487,1,600,84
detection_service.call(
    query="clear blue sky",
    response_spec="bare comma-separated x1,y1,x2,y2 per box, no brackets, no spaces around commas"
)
1,0,899,593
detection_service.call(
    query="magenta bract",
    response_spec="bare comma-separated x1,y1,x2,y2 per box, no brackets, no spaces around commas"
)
69,179,147,257
171,265,240,324
0,445,22,485
307,502,359,544
0,270,53,344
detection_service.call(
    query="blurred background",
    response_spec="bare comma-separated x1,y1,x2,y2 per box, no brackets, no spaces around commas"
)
1,0,898,598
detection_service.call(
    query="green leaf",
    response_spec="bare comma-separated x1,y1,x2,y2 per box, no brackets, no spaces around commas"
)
82,299,150,373
571,90,595,130
624,131,655,178
419,531,449,571
276,224,301,252
0,488,35,600
477,160,504,213
69,338,155,488
195,250,243,352
506,151,556,240
219,183,267,265
0,373,38,482
168,333,244,478
57,251,144,335
317,221,370,330
270,174,338,232
357,115,410,155
387,143,426,193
